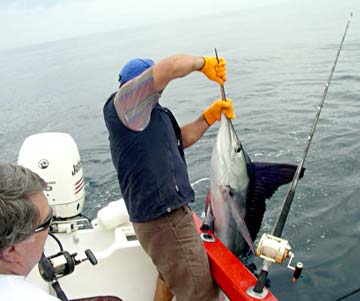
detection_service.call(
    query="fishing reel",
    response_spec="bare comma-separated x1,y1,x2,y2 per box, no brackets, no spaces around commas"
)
256,233,303,282
39,249,98,282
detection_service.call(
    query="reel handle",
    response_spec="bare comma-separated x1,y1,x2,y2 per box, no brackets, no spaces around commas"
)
84,249,98,265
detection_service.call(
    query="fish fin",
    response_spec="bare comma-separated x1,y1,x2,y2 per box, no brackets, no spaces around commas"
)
222,186,255,254
204,190,215,232
246,162,305,241
205,189,211,216
251,162,304,200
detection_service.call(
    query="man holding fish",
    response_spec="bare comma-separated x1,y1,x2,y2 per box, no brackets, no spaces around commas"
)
103,54,234,301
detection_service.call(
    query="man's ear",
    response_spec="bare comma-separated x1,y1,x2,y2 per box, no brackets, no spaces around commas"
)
1,245,20,262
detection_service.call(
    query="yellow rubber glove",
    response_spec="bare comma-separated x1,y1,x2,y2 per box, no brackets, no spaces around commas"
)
199,56,226,85
203,99,236,126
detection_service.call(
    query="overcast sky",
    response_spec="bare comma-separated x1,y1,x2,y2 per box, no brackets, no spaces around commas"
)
0,0,294,51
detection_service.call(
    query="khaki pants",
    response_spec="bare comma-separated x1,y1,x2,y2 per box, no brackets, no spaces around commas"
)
133,205,219,301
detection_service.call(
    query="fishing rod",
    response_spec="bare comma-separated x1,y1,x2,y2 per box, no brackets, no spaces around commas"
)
336,287,360,301
273,12,352,238
251,12,353,296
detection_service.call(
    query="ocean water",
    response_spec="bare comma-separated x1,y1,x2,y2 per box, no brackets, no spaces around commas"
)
1,0,359,300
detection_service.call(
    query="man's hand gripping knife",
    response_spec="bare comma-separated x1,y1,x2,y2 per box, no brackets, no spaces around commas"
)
199,56,227,85
203,99,236,126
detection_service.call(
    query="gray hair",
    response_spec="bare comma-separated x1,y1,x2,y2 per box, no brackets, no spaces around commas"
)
0,163,47,253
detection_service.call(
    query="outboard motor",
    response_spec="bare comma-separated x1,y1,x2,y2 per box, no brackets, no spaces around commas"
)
18,133,99,300
18,132,85,219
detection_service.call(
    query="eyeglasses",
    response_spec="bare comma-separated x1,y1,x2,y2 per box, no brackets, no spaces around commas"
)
34,208,53,233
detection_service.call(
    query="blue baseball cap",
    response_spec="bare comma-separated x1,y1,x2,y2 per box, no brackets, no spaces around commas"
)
118,58,154,86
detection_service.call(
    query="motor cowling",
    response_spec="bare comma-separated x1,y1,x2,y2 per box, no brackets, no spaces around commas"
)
18,132,85,218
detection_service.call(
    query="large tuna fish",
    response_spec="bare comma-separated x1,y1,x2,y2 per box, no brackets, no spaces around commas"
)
206,114,304,258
